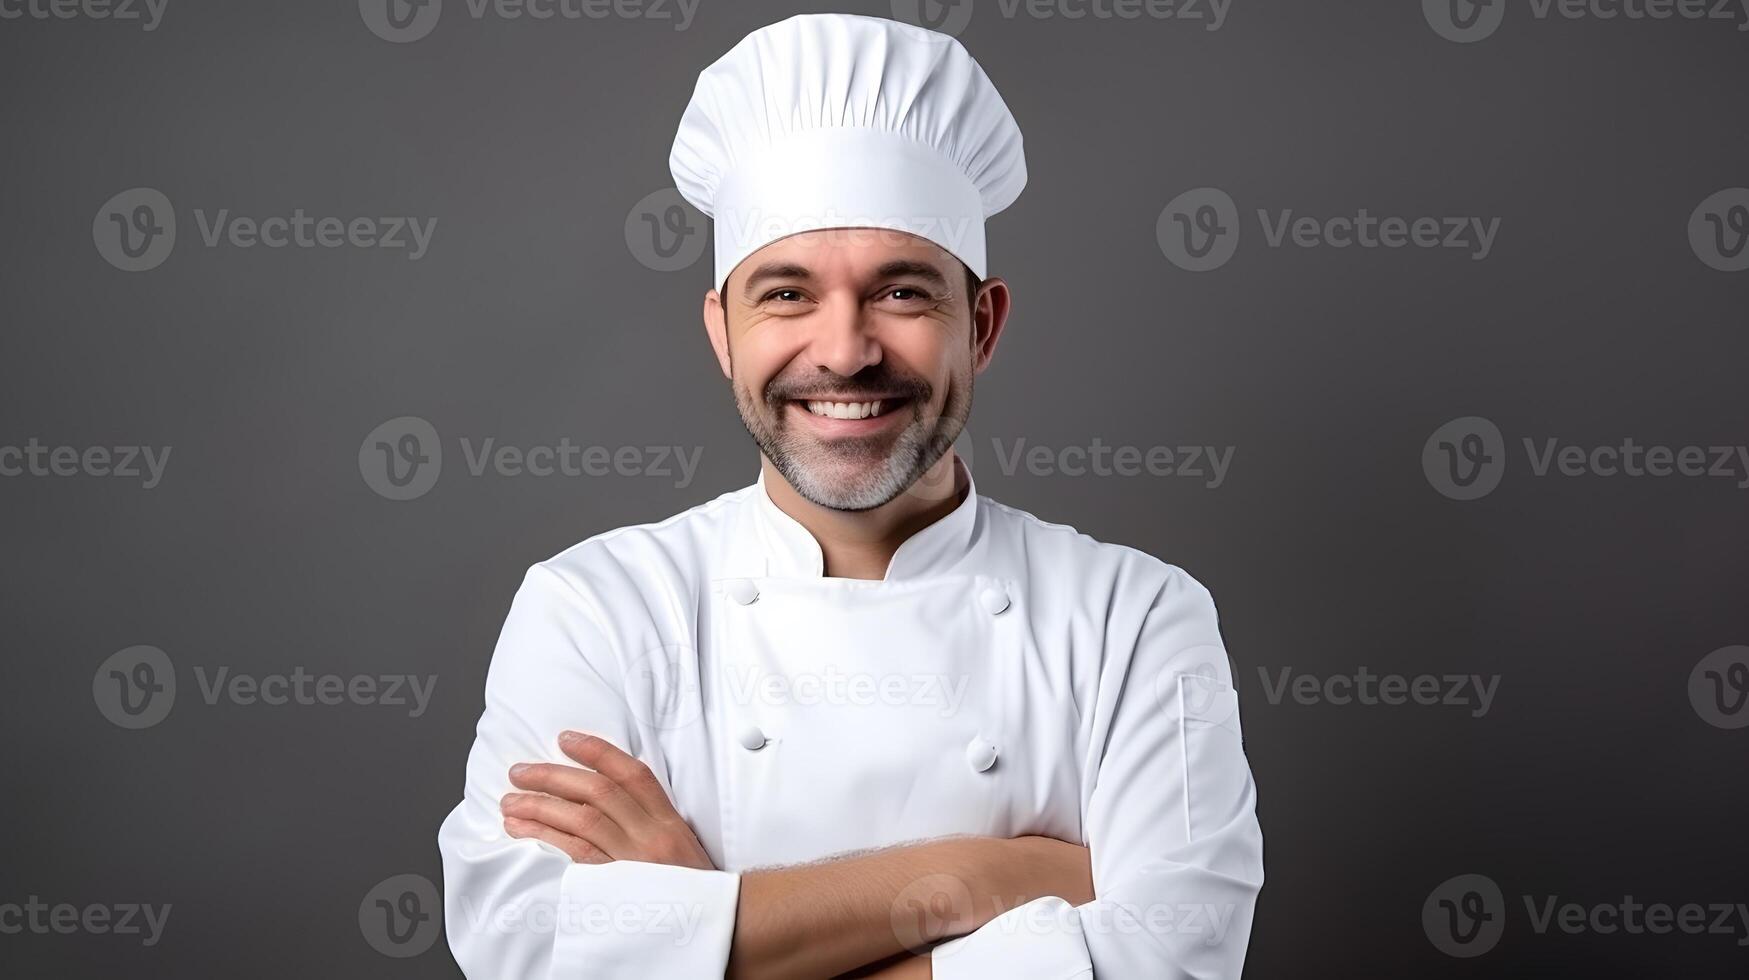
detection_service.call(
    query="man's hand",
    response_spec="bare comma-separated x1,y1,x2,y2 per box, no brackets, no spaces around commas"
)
729,835,1091,980
502,731,1093,980
500,730,715,870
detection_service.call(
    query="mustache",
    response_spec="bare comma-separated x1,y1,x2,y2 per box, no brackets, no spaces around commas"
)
764,367,932,407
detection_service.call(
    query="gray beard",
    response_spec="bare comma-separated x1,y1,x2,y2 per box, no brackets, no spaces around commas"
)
734,379,970,512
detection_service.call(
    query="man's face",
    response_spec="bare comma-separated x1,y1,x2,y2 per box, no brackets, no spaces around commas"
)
703,228,1006,512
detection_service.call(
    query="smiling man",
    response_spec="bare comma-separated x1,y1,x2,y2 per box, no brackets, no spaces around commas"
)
437,13,1263,980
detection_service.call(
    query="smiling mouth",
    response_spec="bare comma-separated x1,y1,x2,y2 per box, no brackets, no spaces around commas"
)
802,399,891,420
785,396,914,427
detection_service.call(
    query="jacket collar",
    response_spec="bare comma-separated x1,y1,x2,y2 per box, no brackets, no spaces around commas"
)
737,454,980,582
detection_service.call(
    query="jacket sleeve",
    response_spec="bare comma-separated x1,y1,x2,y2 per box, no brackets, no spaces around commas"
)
436,563,741,979
931,568,1264,980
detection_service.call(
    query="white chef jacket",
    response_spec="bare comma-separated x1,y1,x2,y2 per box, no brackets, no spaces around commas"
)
437,457,1264,979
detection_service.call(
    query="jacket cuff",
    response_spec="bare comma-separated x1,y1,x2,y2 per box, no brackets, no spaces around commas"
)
931,896,1091,980
548,860,741,979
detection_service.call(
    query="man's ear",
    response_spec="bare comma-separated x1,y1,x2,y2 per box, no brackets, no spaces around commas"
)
970,276,1012,375
703,289,732,379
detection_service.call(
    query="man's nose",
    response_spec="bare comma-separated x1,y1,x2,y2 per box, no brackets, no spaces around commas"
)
804,299,882,378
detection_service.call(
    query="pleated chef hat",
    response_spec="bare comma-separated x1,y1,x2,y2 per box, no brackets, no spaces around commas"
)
669,13,1027,294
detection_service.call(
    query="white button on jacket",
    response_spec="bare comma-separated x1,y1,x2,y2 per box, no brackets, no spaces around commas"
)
437,458,1264,978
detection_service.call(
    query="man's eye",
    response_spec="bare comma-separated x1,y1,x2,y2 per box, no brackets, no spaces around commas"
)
764,289,807,303
886,287,930,302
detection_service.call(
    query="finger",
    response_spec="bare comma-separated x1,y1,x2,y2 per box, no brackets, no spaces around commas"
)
508,761,647,831
501,791,632,858
558,731,678,819
503,816,611,865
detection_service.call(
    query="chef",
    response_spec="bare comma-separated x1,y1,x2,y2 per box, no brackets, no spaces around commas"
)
437,12,1263,979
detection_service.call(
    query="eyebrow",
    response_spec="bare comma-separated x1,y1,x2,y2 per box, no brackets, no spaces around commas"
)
740,258,951,300
740,262,814,299
872,259,950,290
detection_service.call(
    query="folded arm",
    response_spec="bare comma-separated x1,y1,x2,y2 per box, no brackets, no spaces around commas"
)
439,565,1095,980
438,566,744,979
505,728,1094,979
926,568,1266,980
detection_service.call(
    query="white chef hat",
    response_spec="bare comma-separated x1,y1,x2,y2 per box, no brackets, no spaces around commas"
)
669,13,1027,294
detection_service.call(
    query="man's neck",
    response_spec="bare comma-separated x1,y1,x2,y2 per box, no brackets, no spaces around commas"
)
760,453,966,580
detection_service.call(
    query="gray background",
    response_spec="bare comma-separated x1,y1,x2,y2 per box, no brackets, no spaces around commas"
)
3,0,1747,975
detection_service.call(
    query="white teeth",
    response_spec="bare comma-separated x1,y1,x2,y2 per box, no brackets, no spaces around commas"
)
805,400,885,420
